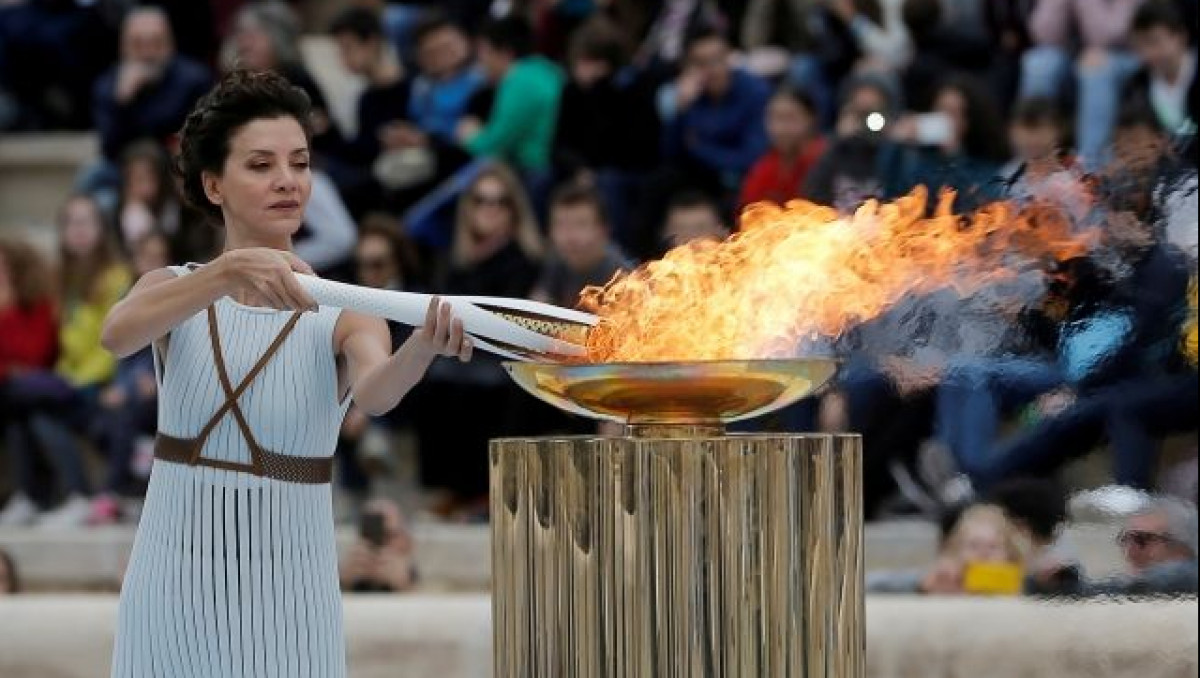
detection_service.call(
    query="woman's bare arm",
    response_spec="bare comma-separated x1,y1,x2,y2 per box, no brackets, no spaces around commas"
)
101,248,316,358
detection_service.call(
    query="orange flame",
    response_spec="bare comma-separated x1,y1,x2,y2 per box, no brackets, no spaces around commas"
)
580,188,1096,363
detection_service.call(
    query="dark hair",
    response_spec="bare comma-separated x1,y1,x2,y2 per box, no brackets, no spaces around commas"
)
772,83,818,115
478,15,533,58
902,0,942,40
1011,97,1064,129
0,548,19,594
935,74,1010,162
175,70,314,224
0,235,53,308
413,12,466,46
119,139,175,216
1116,100,1166,134
568,16,630,72
683,22,728,55
357,212,422,285
986,478,1068,543
1132,0,1186,34
329,6,383,41
550,183,610,226
57,193,122,305
667,189,722,217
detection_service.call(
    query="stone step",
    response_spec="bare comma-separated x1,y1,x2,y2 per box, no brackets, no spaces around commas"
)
0,519,1127,593
0,132,98,252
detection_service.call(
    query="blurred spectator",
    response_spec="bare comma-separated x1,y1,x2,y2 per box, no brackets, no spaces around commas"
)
738,0,822,108
408,162,542,518
0,236,58,528
0,548,18,594
222,1,339,151
114,140,184,254
663,189,731,250
820,0,913,76
92,6,211,164
293,171,360,278
1056,497,1198,596
554,16,660,242
633,0,725,75
879,74,1009,210
983,0,1037,114
739,84,828,208
999,97,1088,218
2,195,131,528
87,230,169,525
1125,0,1199,157
0,0,115,130
337,215,422,506
804,71,901,210
988,478,1084,592
458,15,565,176
408,14,484,143
661,24,770,191
1020,0,1143,169
899,0,992,113
340,498,417,592
531,183,632,308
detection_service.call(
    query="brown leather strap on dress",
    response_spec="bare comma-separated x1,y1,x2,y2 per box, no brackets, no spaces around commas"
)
152,305,333,485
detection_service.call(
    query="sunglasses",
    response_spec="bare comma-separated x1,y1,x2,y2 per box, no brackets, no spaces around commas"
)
1117,530,1175,549
470,192,511,208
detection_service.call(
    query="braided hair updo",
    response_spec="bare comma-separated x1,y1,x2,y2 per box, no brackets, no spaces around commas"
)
175,69,313,225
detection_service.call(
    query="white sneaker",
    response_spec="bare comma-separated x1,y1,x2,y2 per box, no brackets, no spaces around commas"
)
0,493,39,527
36,494,92,529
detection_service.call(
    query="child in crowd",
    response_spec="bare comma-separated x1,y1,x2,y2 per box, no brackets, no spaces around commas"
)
662,189,730,251
739,85,827,208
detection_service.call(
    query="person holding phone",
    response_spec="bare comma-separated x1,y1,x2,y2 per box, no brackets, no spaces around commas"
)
878,74,1010,211
103,70,470,677
340,498,417,593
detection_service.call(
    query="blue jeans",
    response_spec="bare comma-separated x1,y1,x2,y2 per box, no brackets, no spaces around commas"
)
937,357,1064,477
1019,46,1141,169
2,372,96,497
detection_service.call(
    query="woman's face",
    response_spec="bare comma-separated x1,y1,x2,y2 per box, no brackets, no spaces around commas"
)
205,116,311,240
767,95,814,152
355,234,399,289
61,198,104,259
133,235,170,275
934,88,969,146
467,176,515,241
123,158,161,206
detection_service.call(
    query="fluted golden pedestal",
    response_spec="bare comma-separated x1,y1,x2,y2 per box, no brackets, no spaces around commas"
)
489,430,864,678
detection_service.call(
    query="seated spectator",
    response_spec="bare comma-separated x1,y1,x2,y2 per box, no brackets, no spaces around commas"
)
337,216,423,506
407,162,543,518
3,195,131,528
553,16,660,242
457,15,565,177
115,140,184,253
632,0,725,76
1019,0,1143,169
340,498,417,592
804,71,902,211
87,230,170,525
0,548,18,595
1054,497,1198,597
740,85,828,208
0,237,58,527
92,7,211,166
406,14,484,144
1125,0,1199,158
999,98,1089,220
531,183,633,309
661,24,770,192
879,74,1009,211
223,1,339,152
662,189,731,251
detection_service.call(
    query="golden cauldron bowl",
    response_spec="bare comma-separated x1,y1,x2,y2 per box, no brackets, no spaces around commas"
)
503,358,838,425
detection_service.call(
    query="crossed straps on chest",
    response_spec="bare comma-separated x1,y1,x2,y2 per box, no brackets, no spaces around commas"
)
154,306,335,484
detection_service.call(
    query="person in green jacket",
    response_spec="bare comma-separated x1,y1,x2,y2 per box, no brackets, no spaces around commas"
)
456,15,564,174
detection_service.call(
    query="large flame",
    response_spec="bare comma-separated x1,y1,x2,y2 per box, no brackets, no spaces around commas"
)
580,188,1096,363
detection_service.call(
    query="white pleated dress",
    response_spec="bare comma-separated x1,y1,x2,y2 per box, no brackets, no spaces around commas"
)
113,265,351,677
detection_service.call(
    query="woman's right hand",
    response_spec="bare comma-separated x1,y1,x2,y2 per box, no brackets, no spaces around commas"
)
214,248,318,311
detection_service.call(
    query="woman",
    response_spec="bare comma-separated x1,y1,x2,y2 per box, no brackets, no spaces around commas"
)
102,70,469,677
115,140,199,259
409,162,542,518
0,237,58,527
6,195,131,528
739,85,828,208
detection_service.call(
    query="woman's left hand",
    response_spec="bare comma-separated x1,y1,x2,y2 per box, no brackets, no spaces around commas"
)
410,297,473,363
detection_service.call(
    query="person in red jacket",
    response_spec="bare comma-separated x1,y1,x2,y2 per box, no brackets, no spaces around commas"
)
0,236,59,527
739,84,828,209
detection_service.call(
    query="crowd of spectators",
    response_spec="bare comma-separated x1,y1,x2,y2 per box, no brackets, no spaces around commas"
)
0,0,1196,548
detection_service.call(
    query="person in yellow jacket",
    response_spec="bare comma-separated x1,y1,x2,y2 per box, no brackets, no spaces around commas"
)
0,195,131,528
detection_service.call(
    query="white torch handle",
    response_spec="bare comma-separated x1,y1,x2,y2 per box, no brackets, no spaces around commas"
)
295,275,586,359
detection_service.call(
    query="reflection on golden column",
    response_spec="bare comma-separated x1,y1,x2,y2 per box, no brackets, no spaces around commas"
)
490,360,864,677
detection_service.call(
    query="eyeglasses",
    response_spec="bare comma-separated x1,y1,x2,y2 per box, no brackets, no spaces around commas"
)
1117,530,1175,549
470,192,511,208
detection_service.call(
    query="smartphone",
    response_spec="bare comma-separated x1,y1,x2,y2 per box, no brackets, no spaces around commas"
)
360,512,386,548
962,561,1024,596
913,112,953,146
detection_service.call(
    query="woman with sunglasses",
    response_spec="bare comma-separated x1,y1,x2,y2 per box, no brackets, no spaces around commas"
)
409,161,544,519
